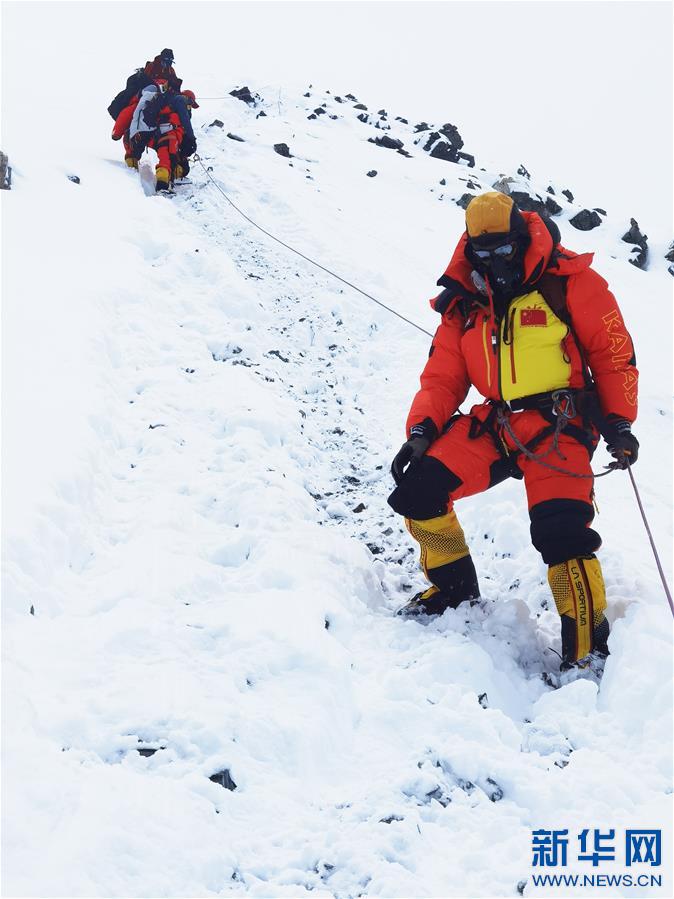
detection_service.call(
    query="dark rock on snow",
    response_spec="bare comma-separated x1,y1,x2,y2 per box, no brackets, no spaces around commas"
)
67,174,80,184
594,207,607,215
229,86,260,107
414,122,431,132
510,190,549,217
209,769,237,791
456,193,475,210
273,143,292,158
562,188,574,203
569,209,602,231
357,113,369,124
369,135,404,151
517,163,531,179
622,218,648,269
664,242,674,262
209,119,224,128
545,195,563,216
354,103,368,111
227,133,245,142
366,170,377,177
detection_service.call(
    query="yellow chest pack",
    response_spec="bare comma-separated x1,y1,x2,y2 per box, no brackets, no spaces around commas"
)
499,291,571,400
471,290,572,401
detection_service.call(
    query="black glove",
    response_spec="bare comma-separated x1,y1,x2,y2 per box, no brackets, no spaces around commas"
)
182,136,197,157
603,416,639,469
391,418,438,485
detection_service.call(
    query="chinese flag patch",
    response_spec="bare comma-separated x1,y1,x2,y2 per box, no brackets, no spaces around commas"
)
521,308,547,327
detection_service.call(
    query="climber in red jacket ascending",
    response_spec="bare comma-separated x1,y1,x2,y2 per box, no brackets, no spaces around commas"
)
388,191,639,673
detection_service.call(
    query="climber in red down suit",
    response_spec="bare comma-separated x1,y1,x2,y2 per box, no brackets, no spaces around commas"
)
388,191,639,673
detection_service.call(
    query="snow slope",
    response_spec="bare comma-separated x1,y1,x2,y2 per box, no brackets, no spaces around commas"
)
2,85,672,898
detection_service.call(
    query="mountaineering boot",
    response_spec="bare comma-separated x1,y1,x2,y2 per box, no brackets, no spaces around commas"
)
397,511,480,617
547,554,610,670
125,155,139,170
155,166,170,192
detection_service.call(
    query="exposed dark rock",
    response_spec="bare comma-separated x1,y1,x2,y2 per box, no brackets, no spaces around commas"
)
456,193,475,210
439,178,446,186
67,174,80,184
395,116,409,124
664,242,674,262
569,209,602,231
345,93,358,101
377,109,388,116
357,113,369,124
329,115,338,120
334,96,343,103
485,777,504,802
0,152,11,190
478,693,489,708
354,103,368,111
303,92,311,97
229,86,260,107
668,264,674,277
622,218,648,269
366,170,377,177
227,133,245,142
546,185,556,194
273,143,292,158
353,503,366,513
465,180,477,190
256,110,267,118
545,196,563,216
517,880,527,896
209,119,224,128
307,114,317,120
368,135,404,151
562,188,574,203
414,121,431,132
380,814,404,824
397,149,412,158
209,769,237,790
517,163,531,179
593,207,607,215
511,190,548,217
313,107,326,116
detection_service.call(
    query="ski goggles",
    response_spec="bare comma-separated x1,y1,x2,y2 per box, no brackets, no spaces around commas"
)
472,242,516,260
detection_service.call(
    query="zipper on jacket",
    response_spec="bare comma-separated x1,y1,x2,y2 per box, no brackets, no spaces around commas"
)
508,307,517,385
482,318,492,388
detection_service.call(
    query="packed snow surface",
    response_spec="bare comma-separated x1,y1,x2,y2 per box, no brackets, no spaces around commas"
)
3,85,672,898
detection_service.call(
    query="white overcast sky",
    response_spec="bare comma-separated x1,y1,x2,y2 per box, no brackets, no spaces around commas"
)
2,0,672,234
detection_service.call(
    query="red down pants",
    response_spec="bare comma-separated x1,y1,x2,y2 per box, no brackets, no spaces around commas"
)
388,402,602,567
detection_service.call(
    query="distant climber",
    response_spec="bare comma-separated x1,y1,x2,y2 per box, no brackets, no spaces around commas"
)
143,48,183,93
112,79,188,191
388,192,639,674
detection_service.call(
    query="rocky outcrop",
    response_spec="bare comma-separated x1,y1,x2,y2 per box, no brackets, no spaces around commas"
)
569,209,602,231
230,86,261,107
621,218,648,269
273,143,292,158
368,135,404,151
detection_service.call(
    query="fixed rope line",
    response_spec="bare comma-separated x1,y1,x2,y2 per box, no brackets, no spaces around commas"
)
626,463,674,617
192,155,434,339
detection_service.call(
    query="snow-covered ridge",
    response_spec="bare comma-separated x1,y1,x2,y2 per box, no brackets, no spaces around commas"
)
2,81,672,898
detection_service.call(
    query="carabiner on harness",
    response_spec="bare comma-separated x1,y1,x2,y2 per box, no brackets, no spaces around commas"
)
551,389,576,421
